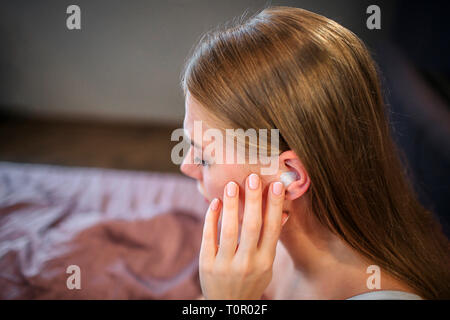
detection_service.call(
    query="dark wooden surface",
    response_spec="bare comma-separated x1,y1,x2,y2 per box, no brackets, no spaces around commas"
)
0,115,185,173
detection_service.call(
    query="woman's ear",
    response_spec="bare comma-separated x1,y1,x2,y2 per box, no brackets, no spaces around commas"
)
278,151,310,201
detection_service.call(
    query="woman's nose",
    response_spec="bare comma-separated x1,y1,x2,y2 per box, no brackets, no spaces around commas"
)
180,157,202,180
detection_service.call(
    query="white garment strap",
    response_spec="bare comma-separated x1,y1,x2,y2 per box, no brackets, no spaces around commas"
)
347,290,423,300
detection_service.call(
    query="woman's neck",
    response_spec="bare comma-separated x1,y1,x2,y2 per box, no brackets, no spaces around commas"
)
277,198,414,299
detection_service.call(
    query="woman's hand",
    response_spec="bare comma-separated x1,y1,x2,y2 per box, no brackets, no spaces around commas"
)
199,173,286,300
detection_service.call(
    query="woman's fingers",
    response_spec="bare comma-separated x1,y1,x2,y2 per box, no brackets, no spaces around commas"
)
258,181,285,255
198,177,284,300
217,181,240,260
200,198,221,262
203,176,284,265
238,173,262,255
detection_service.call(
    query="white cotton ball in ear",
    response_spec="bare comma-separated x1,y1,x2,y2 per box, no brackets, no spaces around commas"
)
280,171,298,188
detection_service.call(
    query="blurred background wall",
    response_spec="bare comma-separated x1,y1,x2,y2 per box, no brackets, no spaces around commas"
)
0,0,448,235
0,0,398,124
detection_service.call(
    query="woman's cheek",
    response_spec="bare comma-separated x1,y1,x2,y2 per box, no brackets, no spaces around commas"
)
204,181,224,204
204,165,248,224
208,182,245,224
204,168,229,200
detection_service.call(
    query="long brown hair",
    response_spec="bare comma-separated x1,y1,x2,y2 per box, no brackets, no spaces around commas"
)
180,6,450,299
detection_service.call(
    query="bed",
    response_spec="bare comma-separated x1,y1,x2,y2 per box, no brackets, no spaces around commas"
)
0,161,209,299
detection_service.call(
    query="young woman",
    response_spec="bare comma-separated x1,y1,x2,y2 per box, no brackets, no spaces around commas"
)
179,6,450,299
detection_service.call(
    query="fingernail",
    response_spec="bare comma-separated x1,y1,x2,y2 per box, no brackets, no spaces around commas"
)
210,198,219,211
226,181,237,197
248,173,259,190
272,182,283,195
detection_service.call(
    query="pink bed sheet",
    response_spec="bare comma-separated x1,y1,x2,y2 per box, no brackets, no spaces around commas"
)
0,162,209,299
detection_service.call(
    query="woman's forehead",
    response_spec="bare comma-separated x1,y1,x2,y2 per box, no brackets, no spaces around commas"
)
184,97,218,136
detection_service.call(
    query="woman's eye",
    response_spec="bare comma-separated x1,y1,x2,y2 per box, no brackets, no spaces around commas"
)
194,156,209,167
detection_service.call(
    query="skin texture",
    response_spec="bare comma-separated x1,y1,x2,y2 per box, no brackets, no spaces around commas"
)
181,91,417,300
